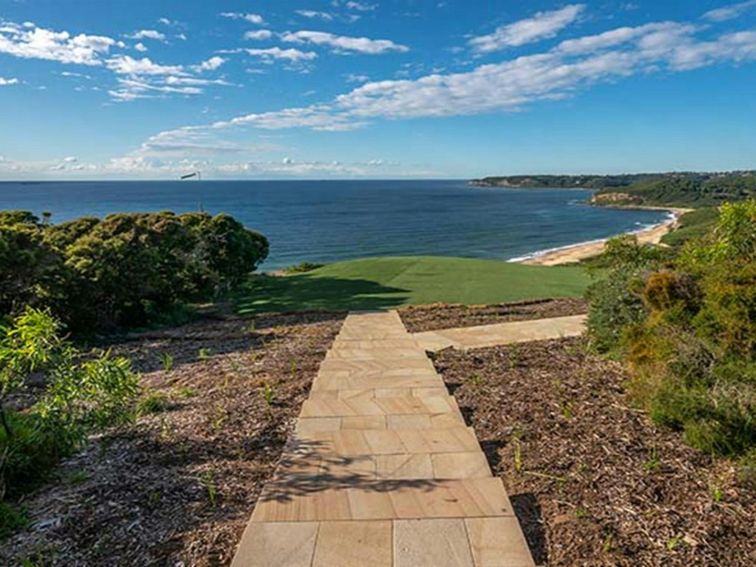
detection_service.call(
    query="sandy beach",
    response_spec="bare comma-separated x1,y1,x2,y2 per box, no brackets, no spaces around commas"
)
517,207,691,266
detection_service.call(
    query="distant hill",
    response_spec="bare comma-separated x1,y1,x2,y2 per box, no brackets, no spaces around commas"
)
470,171,756,207
470,174,657,189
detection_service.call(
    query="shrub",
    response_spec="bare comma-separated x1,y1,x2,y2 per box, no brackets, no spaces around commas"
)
0,501,27,539
587,201,755,458
0,308,139,500
0,211,269,332
0,213,65,316
283,262,324,274
585,235,666,354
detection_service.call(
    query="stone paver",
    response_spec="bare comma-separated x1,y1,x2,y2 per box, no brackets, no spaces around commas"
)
412,313,587,351
232,310,534,566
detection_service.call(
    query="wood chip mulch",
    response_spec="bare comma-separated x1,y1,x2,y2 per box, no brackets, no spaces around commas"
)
398,297,587,333
1,311,345,567
431,337,754,567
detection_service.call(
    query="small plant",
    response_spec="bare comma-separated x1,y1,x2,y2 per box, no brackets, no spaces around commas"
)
260,382,276,406
61,469,88,485
602,534,614,553
512,435,523,473
159,352,174,372
709,483,724,503
574,506,590,519
561,401,574,419
158,415,172,440
666,535,683,551
290,359,298,374
246,321,256,334
200,470,217,506
468,373,482,387
138,392,169,415
211,403,227,430
197,347,211,360
175,386,196,399
508,345,520,369
642,447,660,473
146,490,162,509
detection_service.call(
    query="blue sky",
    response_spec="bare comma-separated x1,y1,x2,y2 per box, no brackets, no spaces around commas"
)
0,0,755,179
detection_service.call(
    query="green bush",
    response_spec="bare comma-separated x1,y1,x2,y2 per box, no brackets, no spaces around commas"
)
283,261,324,274
0,501,28,539
586,201,755,458
585,235,667,354
0,211,269,332
1,308,139,501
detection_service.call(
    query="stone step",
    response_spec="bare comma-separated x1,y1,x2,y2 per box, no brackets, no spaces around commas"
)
251,477,515,522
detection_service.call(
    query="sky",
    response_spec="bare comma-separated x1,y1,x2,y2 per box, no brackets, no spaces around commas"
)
0,0,755,180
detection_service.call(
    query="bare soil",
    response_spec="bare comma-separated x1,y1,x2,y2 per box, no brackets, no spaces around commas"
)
2,311,344,567
398,297,587,333
431,337,754,567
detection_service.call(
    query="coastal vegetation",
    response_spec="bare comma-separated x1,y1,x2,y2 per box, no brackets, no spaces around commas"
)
586,200,755,461
0,211,268,333
660,207,719,248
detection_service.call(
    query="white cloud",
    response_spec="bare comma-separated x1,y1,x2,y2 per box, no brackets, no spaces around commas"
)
106,55,186,75
239,47,318,62
171,19,756,132
134,42,148,52
556,22,696,55
0,21,116,65
345,73,370,83
703,0,756,22
193,56,226,71
296,10,335,21
470,4,585,52
281,30,409,54
244,30,274,40
211,105,364,131
0,77,19,85
126,29,166,42
220,12,265,25
164,76,231,86
341,1,377,12
108,77,202,101
60,71,92,79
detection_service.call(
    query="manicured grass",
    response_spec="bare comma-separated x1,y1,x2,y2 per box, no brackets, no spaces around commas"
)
236,256,591,314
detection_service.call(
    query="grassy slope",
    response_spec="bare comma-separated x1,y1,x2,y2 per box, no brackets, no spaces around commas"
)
661,207,719,247
237,256,590,314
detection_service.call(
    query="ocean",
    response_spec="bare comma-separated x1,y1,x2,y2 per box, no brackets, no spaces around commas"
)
0,179,669,270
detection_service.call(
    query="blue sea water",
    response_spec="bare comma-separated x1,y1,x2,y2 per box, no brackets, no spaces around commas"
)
0,179,668,270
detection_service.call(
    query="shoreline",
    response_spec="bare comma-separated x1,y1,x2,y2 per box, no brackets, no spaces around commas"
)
513,206,691,266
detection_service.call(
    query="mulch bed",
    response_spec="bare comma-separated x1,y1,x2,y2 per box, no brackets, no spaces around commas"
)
431,337,754,567
399,297,587,333
2,311,345,567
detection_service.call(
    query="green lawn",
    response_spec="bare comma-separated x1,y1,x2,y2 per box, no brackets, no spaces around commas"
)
236,256,591,314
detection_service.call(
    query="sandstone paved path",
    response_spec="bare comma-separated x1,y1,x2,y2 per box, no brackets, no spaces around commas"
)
232,311,534,567
412,314,586,352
